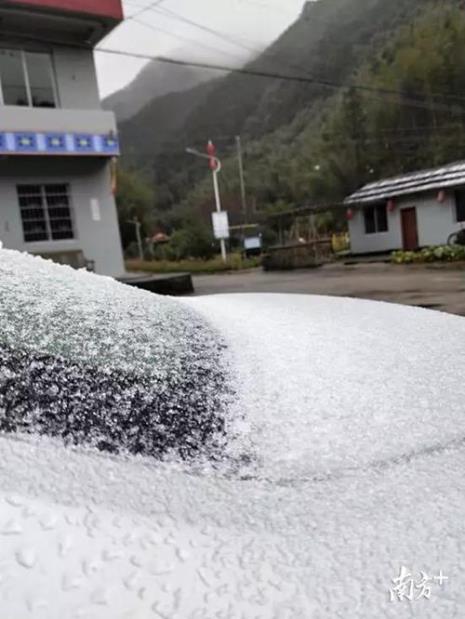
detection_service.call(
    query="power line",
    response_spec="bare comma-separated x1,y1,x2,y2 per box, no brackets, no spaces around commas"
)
97,0,465,129
101,7,465,109
143,4,465,106
131,17,249,62
120,125,465,149
128,0,167,19
94,46,465,117
12,0,446,127
127,0,323,85
117,3,465,110
146,3,344,87
151,5,263,55
235,0,296,16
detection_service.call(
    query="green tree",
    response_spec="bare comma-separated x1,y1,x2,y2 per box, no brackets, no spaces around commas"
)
115,167,155,252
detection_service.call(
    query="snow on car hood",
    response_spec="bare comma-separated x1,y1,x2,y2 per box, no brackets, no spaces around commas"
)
1,251,465,618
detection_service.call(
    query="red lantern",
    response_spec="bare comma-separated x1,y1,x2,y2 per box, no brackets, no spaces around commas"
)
437,189,446,203
387,199,396,212
206,140,218,170
346,208,354,221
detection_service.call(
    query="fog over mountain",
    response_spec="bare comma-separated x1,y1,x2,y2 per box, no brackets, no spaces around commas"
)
102,50,215,122
96,0,307,98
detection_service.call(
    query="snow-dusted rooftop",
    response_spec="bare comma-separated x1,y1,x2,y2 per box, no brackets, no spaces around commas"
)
345,160,465,205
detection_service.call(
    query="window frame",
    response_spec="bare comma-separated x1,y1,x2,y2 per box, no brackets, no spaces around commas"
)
363,203,389,235
18,184,75,244
0,48,59,108
455,189,465,223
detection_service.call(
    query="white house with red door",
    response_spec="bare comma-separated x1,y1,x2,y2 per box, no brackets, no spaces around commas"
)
0,0,125,276
344,161,465,254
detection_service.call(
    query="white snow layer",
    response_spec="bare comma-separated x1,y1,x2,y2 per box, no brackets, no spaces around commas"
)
0,251,465,617
0,249,231,459
0,249,223,377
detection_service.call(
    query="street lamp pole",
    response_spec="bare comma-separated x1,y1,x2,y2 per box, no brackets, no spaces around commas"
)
186,143,227,262
127,217,144,261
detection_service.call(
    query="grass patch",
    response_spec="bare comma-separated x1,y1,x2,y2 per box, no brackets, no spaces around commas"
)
126,253,262,274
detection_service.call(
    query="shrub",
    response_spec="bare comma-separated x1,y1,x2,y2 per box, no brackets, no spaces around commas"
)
169,224,216,260
392,245,465,264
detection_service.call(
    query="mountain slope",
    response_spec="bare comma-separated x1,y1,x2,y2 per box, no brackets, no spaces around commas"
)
120,0,425,155
116,0,465,235
103,59,213,122
177,0,465,222
118,77,219,178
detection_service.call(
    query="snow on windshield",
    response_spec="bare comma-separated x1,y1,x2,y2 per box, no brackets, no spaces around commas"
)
0,250,233,460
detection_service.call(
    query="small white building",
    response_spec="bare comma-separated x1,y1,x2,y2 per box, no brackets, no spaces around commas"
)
344,161,465,254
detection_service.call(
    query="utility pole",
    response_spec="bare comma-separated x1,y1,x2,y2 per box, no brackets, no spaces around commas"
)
127,217,144,261
236,135,248,223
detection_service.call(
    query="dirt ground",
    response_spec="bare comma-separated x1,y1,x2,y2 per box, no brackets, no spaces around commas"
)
192,262,465,317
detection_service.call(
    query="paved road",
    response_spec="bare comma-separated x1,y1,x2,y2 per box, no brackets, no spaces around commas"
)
192,263,465,316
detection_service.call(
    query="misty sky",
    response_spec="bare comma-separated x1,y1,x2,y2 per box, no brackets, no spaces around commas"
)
96,0,307,97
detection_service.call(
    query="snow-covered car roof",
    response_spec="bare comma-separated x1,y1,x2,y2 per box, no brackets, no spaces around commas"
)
1,250,465,618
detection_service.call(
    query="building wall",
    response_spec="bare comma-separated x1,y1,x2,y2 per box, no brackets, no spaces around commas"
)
0,41,101,110
348,207,402,254
0,157,124,277
349,191,463,254
409,192,460,246
0,35,123,276
0,106,116,134
53,47,101,109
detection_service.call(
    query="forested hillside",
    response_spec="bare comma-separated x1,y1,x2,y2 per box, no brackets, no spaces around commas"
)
113,0,465,247
102,60,213,122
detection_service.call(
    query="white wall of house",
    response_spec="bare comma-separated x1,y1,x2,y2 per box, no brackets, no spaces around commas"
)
409,192,461,246
349,190,465,254
348,206,402,254
0,158,124,277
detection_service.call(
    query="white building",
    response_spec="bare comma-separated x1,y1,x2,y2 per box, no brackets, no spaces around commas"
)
344,161,465,254
0,0,125,276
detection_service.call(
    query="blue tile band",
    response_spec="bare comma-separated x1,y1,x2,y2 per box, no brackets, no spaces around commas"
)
0,131,120,156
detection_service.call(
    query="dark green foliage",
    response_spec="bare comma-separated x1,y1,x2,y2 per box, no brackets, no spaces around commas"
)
115,0,465,246
166,222,216,261
115,168,154,251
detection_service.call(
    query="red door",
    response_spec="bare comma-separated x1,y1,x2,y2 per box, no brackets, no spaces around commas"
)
401,208,419,251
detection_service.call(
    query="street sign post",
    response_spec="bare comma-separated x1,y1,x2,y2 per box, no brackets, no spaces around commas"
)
185,141,228,262
212,211,230,240
207,140,227,262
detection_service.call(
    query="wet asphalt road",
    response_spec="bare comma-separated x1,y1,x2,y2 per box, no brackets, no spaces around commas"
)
191,263,465,317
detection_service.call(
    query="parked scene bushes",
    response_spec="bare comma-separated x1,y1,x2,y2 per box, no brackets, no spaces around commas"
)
392,245,465,264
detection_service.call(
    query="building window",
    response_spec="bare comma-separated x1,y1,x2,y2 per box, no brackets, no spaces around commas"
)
455,190,465,223
18,184,74,243
0,49,57,108
364,204,388,234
